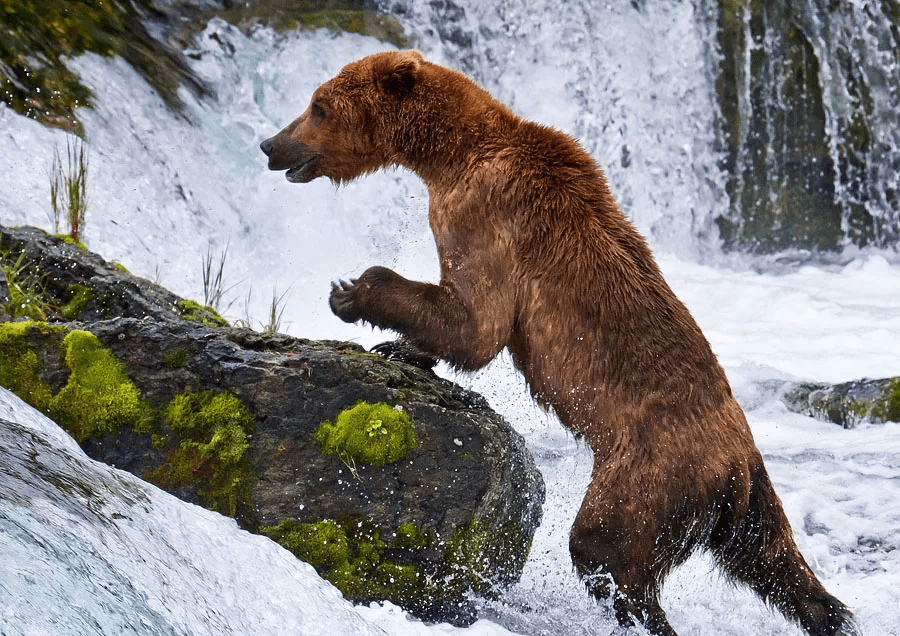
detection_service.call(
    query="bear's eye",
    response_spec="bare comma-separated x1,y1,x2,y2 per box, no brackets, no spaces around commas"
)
311,103,326,120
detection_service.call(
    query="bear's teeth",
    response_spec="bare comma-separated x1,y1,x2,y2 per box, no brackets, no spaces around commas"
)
286,156,320,183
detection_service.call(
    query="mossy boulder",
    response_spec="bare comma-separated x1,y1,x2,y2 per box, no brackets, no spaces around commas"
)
712,0,841,252
0,225,206,323
0,0,206,133
0,223,545,626
195,0,407,46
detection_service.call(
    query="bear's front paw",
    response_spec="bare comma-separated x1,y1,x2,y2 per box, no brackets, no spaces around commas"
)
329,266,404,324
329,278,365,323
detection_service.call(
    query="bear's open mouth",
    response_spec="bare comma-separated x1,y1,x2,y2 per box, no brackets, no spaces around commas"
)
285,156,321,183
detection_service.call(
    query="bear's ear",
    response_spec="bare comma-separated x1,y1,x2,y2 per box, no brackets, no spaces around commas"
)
373,50,423,98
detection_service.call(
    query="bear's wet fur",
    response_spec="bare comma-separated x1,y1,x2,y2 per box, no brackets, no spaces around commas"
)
261,50,856,636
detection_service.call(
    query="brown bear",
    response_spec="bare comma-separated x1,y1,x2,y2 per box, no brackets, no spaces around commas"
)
260,50,856,636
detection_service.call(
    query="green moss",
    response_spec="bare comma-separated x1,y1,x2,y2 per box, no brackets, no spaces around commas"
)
0,321,59,411
445,517,532,598
264,520,351,571
846,399,870,425
165,392,252,451
112,262,129,273
393,522,434,550
261,514,515,619
206,3,407,47
445,520,491,596
1,246,93,320
58,283,93,320
869,378,900,423
49,329,154,442
295,9,404,45
0,322,155,441
261,517,433,606
5,282,47,320
176,299,230,327
56,234,88,250
146,390,255,518
162,348,190,369
314,401,418,466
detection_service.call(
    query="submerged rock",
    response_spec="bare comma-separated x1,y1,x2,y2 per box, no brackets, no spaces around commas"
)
0,225,545,625
783,377,900,428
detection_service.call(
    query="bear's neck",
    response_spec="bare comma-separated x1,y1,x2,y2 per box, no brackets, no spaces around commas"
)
389,74,520,189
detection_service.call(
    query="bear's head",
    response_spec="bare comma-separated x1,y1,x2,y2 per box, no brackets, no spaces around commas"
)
260,50,424,184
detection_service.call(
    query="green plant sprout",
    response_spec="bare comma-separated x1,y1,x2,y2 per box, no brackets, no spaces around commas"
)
202,240,237,313
49,136,89,243
0,252,48,320
263,286,289,334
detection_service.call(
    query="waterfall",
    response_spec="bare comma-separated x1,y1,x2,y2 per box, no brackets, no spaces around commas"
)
2,2,900,635
810,0,900,248
2,1,898,261
0,389,390,636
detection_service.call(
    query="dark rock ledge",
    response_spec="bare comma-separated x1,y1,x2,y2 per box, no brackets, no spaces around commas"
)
0,224,545,625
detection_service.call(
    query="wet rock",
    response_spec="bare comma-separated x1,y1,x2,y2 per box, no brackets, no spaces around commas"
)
0,224,545,625
0,225,200,324
783,377,900,428
712,1,900,252
0,0,206,133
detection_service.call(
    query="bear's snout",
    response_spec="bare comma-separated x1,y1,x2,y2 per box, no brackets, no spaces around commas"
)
259,133,303,169
259,134,321,183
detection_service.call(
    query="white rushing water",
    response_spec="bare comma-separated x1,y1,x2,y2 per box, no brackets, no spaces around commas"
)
2,1,900,634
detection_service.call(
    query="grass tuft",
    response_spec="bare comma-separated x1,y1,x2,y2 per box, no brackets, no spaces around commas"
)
49,136,89,244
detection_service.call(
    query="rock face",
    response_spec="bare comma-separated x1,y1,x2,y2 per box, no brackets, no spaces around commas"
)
0,225,545,624
784,377,900,428
712,1,900,252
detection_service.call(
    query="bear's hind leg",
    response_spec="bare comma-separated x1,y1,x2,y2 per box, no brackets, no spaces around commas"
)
570,502,678,636
708,464,857,636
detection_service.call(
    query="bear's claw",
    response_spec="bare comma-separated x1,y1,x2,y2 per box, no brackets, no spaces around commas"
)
329,280,362,323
